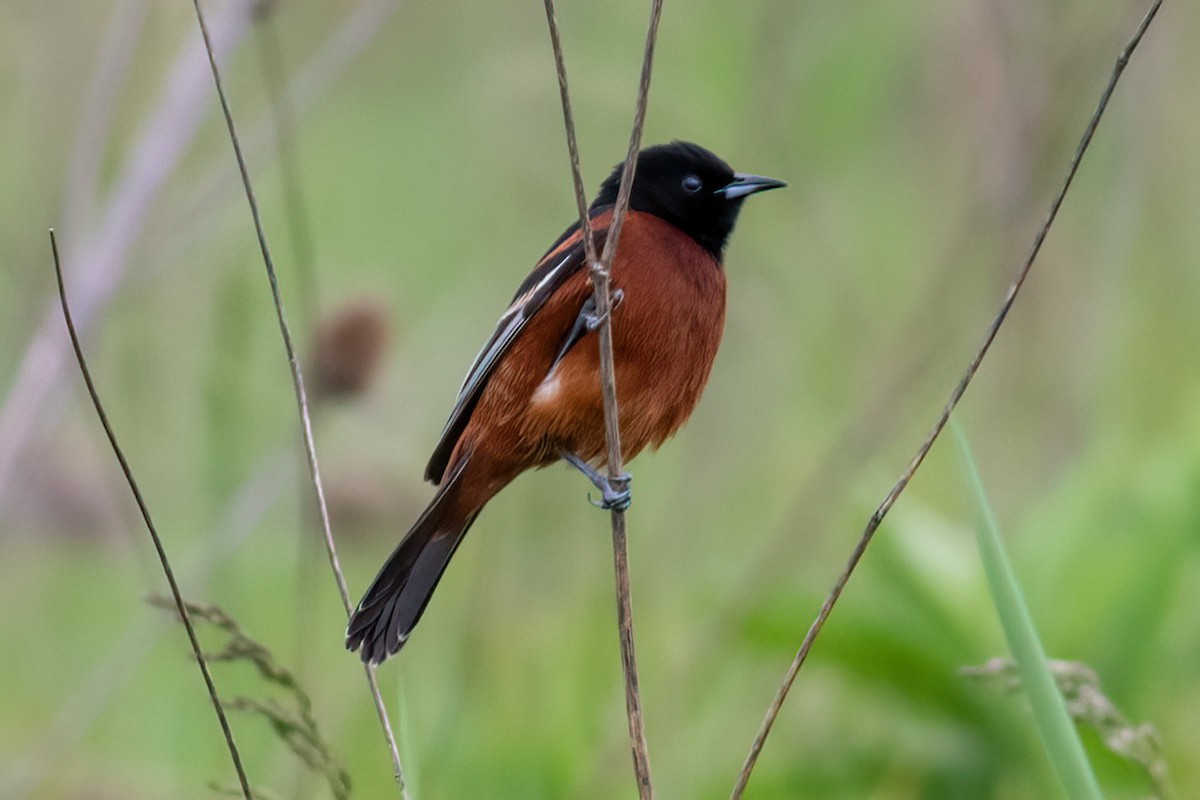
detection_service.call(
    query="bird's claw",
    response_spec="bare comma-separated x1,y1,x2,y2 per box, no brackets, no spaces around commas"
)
563,452,632,511
584,289,624,332
587,473,633,511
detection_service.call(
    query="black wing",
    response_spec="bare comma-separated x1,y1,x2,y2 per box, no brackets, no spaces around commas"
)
423,224,606,484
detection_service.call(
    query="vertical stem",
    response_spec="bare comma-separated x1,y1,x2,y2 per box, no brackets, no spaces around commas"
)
188,1,409,793
541,0,664,796
50,230,254,800
591,9,663,793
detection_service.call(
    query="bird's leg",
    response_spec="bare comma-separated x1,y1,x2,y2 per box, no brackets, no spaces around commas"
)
548,290,626,377
562,452,632,511
584,288,623,331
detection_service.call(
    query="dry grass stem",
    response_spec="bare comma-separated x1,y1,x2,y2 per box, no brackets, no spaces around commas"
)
729,2,1163,796
188,0,408,793
50,229,254,799
4,450,291,797
541,0,665,796
150,596,354,800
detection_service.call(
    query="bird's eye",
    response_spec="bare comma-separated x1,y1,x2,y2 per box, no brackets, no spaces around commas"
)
681,175,703,193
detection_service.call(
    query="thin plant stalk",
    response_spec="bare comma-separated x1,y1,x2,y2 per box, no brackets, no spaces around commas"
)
730,2,1162,796
952,419,1103,800
188,1,408,793
49,229,254,800
4,450,289,799
541,1,664,796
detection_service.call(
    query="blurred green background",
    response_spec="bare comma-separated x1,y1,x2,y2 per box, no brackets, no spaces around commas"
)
1,0,1196,797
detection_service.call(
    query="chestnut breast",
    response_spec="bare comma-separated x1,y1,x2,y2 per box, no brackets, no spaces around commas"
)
518,211,727,466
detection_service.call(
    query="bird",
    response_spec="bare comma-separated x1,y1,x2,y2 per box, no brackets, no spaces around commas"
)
346,141,785,664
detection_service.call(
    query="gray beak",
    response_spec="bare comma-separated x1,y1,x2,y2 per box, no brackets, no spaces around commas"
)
718,172,787,200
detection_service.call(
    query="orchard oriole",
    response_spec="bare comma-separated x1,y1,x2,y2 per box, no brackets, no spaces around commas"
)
347,141,784,664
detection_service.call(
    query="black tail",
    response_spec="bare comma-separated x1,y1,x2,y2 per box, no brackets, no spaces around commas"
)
346,461,478,664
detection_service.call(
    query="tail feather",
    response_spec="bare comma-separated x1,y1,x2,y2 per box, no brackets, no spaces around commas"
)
346,460,478,664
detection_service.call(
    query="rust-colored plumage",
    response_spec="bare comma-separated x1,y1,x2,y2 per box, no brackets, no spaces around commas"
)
347,142,784,664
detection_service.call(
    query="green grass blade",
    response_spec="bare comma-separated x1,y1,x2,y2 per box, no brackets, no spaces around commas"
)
952,418,1103,800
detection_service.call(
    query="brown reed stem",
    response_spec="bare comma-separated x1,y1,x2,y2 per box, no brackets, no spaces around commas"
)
541,0,664,796
730,2,1163,796
188,1,408,794
49,229,254,800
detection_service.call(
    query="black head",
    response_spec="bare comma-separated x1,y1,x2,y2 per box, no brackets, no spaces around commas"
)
591,141,785,259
